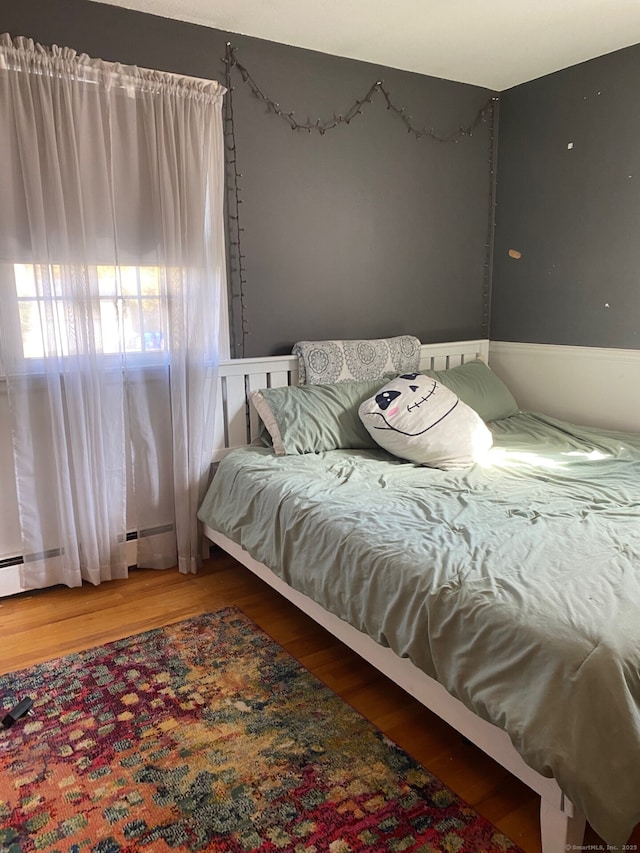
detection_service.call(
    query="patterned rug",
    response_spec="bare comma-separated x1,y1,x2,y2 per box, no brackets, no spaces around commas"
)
0,608,522,852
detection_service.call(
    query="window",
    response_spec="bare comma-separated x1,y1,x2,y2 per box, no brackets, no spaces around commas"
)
14,263,167,360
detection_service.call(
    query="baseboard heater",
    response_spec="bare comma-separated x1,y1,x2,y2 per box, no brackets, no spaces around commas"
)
0,525,175,572
0,555,24,570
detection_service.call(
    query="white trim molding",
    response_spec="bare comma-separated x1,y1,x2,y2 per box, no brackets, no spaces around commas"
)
489,341,640,433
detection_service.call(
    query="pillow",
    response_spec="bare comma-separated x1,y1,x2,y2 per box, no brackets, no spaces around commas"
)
422,359,519,422
292,335,421,384
250,380,386,456
358,372,493,469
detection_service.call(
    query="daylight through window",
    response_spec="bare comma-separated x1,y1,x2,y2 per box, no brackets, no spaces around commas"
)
14,263,167,359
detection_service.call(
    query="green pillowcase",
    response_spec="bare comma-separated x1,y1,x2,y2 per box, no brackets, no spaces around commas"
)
250,380,384,456
250,360,518,456
422,359,519,422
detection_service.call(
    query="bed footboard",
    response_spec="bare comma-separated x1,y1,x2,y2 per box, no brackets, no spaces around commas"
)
540,796,586,853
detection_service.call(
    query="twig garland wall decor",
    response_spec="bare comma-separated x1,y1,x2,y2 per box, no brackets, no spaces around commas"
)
223,43,498,356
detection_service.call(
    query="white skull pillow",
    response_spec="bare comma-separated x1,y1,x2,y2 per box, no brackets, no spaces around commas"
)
358,372,493,469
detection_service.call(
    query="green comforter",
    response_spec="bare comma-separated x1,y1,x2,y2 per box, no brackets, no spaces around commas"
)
198,412,640,844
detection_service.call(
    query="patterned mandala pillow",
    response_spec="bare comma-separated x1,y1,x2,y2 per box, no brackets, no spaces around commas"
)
358,372,493,469
292,336,421,384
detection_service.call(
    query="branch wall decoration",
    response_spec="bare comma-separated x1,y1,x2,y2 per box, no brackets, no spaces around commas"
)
223,43,498,356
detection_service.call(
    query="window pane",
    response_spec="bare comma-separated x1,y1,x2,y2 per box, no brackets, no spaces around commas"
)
99,298,123,354
18,301,45,358
139,266,161,296
97,265,118,297
14,264,37,298
140,297,164,351
118,266,140,297
122,297,142,353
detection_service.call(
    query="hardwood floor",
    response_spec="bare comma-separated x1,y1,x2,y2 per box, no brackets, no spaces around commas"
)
1,549,637,853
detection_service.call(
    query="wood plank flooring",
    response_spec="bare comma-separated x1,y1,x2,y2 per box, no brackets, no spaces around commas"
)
1,549,637,853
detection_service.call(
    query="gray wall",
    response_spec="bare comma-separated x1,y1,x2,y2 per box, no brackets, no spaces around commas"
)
492,44,640,350
2,0,496,356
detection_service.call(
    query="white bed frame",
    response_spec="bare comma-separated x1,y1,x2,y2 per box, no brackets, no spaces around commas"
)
202,338,587,853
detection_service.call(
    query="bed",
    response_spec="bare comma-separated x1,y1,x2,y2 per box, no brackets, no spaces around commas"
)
197,338,640,853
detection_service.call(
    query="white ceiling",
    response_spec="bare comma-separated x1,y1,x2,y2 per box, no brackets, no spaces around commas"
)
89,0,640,90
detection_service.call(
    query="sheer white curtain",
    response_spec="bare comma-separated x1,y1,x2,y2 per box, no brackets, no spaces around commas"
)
0,34,227,588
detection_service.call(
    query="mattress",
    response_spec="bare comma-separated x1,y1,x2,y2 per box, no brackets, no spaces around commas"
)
198,411,640,844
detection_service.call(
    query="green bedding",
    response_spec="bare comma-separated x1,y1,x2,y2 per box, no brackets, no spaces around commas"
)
198,412,640,845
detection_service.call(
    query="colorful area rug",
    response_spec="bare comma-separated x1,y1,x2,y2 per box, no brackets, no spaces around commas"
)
0,608,522,852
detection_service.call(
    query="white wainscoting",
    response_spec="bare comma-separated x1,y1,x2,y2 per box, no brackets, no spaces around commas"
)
2,338,636,597
489,341,640,433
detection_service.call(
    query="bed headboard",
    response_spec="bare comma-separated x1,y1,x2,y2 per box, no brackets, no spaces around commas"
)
212,338,489,462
